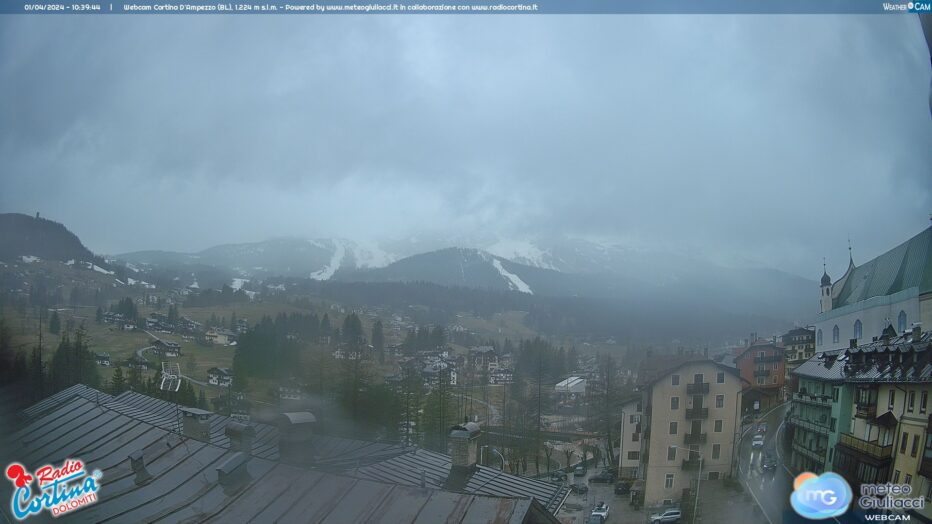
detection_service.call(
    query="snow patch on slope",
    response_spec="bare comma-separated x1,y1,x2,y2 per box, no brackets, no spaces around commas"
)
310,241,345,280
91,263,114,275
487,240,556,271
491,258,533,294
347,240,394,269
231,278,249,290
21,256,40,263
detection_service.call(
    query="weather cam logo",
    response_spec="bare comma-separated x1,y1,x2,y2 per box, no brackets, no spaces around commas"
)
5,459,102,520
791,471,852,520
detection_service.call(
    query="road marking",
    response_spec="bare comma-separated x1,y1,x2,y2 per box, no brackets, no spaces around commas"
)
774,420,793,477
744,477,775,524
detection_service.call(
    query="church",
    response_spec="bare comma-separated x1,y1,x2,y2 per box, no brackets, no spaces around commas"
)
814,225,932,351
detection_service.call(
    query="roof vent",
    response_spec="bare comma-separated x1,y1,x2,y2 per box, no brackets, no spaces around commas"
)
225,421,255,454
217,451,250,488
129,450,152,485
850,339,858,349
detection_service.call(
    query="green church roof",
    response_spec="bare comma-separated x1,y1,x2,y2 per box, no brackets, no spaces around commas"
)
834,226,932,309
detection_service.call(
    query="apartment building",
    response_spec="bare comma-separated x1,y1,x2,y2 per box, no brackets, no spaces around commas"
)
618,396,643,479
734,339,786,413
789,327,932,521
637,354,744,507
783,327,815,394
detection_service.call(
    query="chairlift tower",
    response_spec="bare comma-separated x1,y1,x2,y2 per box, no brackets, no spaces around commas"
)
160,361,182,435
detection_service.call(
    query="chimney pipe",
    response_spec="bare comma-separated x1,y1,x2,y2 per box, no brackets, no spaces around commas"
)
913,324,922,340
850,338,858,349
225,421,255,455
129,450,152,485
448,422,481,469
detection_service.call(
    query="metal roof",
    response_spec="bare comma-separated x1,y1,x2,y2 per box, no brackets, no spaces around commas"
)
16,387,567,515
792,331,932,383
0,395,559,524
834,226,932,308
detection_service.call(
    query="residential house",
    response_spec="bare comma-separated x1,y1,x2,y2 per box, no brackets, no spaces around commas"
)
783,327,816,394
734,339,786,413
205,328,237,346
207,367,234,387
617,396,643,479
95,353,111,366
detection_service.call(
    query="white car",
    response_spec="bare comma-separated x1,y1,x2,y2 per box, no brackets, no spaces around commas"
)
591,502,609,520
649,508,681,523
752,434,765,449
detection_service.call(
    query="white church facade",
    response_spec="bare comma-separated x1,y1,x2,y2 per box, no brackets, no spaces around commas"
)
814,226,931,351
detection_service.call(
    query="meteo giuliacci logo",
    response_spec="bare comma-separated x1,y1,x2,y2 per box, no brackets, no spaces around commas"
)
5,459,102,520
791,471,853,520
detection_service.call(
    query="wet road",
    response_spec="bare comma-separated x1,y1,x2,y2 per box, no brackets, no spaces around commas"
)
737,403,794,524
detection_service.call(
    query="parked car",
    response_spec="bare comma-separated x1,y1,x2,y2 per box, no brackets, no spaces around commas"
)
649,507,682,523
589,470,616,483
614,481,631,495
591,502,610,520
761,452,777,472
574,465,587,477
757,422,768,434
570,483,589,494
752,434,766,449
550,471,567,483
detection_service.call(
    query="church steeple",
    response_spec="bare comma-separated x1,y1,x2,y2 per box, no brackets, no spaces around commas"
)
820,257,832,314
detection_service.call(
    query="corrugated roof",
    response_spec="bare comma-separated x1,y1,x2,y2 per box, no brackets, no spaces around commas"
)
0,395,559,524
792,331,932,383
16,387,567,514
834,226,932,308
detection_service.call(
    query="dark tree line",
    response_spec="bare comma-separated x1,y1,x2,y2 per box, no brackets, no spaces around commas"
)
184,285,251,307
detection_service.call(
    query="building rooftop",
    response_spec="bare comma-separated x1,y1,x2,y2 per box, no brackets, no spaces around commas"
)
15,385,567,515
792,330,932,383
833,225,932,309
1,394,558,524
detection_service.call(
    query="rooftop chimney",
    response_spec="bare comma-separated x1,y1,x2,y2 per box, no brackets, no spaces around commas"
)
448,421,481,470
225,421,254,454
216,451,250,489
277,412,317,465
180,407,213,441
128,450,151,485
913,324,922,340
850,338,858,349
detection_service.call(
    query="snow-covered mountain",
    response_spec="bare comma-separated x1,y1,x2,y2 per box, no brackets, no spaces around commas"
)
116,237,395,279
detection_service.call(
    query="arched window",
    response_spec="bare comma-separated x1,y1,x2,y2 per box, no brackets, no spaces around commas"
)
898,311,907,334
832,325,839,344
854,319,862,340
817,329,823,347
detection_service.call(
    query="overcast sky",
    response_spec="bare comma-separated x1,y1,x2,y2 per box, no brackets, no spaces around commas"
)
1,15,929,278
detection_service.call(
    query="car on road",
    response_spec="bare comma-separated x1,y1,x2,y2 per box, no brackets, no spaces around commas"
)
751,434,765,449
589,470,616,483
550,471,567,483
570,483,589,494
649,507,682,523
757,422,768,434
574,465,587,477
761,452,777,472
614,481,631,495
591,502,609,520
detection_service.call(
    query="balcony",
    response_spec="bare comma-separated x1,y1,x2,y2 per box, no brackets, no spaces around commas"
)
787,414,830,435
686,382,710,395
753,370,771,378
854,403,876,419
791,442,826,462
682,458,701,470
685,407,709,420
920,456,932,479
754,355,783,363
837,433,893,461
792,392,832,407
684,432,707,445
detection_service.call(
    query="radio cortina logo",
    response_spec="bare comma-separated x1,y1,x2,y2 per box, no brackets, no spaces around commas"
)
5,459,102,520
791,471,853,520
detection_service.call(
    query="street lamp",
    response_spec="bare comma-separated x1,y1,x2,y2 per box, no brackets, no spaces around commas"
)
481,445,505,470
670,445,703,524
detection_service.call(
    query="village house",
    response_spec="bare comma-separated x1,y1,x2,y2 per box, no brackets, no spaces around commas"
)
95,353,111,366
205,327,237,346
151,338,182,358
207,367,234,387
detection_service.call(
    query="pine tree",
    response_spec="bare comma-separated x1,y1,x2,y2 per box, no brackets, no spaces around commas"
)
198,389,208,410
372,320,385,364
95,306,103,324
111,366,126,394
128,364,142,391
48,311,60,335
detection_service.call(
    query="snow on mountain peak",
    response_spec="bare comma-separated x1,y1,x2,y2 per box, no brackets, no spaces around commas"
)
486,239,557,271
